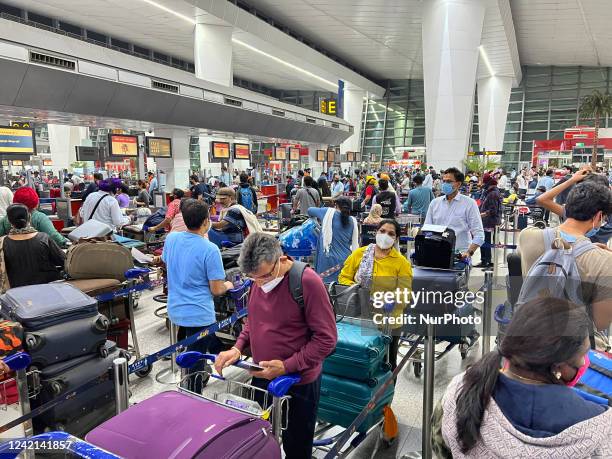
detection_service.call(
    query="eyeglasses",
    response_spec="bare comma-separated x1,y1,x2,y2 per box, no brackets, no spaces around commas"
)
249,259,279,281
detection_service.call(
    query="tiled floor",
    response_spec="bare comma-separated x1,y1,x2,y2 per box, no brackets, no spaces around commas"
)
127,249,508,458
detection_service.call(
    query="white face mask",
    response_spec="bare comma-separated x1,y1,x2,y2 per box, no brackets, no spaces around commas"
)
376,233,395,250
260,262,283,293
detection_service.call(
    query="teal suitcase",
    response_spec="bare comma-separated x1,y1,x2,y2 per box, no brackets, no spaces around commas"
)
317,369,395,433
323,320,391,385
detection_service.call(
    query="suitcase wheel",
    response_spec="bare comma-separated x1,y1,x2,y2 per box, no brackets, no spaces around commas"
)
50,380,64,396
367,348,380,359
135,355,152,378
25,334,40,351
96,315,111,332
367,377,378,388
99,344,109,358
413,362,423,378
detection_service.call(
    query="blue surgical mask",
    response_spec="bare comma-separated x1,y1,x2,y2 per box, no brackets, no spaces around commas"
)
585,227,599,238
441,182,455,195
559,231,577,243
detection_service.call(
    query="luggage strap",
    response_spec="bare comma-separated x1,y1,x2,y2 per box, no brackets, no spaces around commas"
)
88,193,110,220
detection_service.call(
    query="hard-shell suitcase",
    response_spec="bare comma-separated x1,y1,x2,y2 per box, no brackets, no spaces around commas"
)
107,318,130,350
25,313,110,369
0,283,98,330
86,390,281,459
414,227,456,268
32,342,121,432
67,219,113,242
323,321,391,384
65,240,134,281
318,368,395,433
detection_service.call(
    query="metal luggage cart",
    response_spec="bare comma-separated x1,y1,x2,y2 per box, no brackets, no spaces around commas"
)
400,261,479,378
176,352,300,445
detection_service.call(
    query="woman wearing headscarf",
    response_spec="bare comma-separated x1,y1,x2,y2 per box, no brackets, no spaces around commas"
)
0,204,65,292
0,187,69,248
0,187,13,219
363,204,383,225
307,197,359,282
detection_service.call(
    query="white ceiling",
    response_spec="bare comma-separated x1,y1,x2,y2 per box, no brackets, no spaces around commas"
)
511,0,612,67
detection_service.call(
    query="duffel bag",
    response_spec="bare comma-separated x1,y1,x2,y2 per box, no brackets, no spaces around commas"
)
66,241,134,281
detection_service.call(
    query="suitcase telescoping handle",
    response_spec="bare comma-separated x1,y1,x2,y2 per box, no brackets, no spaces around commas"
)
0,431,121,459
176,351,301,395
2,352,31,371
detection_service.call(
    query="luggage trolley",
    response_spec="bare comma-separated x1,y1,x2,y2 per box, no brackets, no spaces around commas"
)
400,260,479,377
80,351,301,458
312,284,398,458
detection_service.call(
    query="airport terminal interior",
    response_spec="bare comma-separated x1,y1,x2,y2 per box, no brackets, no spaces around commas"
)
0,0,611,458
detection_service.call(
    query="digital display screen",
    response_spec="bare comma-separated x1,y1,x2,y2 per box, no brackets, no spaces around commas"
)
327,150,335,163
289,147,300,161
211,141,231,161
43,159,53,166
316,150,326,162
146,137,172,158
234,143,250,160
108,134,138,157
274,146,286,160
0,127,36,155
355,152,362,162
346,152,354,162
11,160,23,166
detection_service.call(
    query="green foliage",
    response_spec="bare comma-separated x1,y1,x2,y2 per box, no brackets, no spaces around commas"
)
463,157,500,174
579,90,612,121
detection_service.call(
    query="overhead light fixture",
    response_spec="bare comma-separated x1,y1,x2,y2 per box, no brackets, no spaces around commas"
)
479,45,495,77
232,38,337,90
138,0,196,24
139,0,337,92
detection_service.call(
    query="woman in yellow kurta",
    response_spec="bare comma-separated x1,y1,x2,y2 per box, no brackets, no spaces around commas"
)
339,219,412,369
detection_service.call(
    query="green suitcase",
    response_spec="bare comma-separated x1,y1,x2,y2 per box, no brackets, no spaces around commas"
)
317,368,395,433
323,320,391,386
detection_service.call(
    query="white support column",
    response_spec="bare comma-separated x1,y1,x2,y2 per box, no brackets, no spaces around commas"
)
48,124,88,173
341,86,365,156
422,0,485,170
154,129,190,191
477,76,512,151
194,20,233,87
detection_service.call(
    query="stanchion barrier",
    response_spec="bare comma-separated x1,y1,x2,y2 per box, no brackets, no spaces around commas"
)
112,357,129,414
421,322,435,459
322,337,424,459
155,321,180,385
0,310,248,434
481,271,494,357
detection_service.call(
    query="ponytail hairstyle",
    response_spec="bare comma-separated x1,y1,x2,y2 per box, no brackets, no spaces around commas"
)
334,197,352,228
455,297,590,453
7,204,30,230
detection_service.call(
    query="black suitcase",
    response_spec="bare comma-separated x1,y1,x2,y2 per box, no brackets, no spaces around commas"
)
414,227,456,268
25,313,110,369
221,245,243,269
0,283,98,330
32,342,122,430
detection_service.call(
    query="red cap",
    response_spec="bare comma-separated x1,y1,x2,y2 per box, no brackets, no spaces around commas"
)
13,187,39,210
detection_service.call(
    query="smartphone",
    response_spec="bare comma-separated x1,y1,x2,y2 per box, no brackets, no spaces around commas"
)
234,360,265,372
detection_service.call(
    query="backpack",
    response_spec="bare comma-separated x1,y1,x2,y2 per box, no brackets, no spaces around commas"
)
239,186,256,213
574,350,612,406
515,228,597,343
143,208,166,232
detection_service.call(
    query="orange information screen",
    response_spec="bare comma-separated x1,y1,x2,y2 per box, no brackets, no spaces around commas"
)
290,147,300,161
147,137,172,158
212,141,230,160
234,143,250,160
109,134,138,157
274,147,286,160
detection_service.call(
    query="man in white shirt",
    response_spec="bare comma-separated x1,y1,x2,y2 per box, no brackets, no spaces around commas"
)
81,179,130,231
331,174,344,199
516,172,529,196
424,167,484,259
498,172,509,194
423,169,433,189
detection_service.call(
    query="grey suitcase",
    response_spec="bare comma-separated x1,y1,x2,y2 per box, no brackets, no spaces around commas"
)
0,283,98,330
67,219,113,242
26,313,110,369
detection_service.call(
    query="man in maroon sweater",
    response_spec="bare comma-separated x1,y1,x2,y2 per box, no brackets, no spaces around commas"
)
215,232,337,459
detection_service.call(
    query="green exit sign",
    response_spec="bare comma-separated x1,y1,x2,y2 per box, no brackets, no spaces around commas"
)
576,142,585,147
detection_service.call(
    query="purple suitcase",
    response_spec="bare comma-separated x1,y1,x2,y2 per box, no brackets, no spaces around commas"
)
85,390,281,459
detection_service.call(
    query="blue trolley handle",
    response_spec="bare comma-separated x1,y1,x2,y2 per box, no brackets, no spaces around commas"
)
2,352,31,371
0,432,121,459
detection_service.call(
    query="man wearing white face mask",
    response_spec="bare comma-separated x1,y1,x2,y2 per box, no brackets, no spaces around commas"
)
425,167,485,260
162,199,234,393
214,232,337,459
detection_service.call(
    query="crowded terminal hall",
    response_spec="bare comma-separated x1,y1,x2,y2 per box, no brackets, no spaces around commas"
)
0,0,611,458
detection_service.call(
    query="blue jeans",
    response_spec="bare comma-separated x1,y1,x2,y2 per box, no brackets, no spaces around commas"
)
177,325,224,394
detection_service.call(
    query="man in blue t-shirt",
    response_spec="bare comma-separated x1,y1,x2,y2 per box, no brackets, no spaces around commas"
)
162,199,233,392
